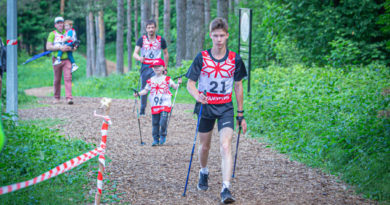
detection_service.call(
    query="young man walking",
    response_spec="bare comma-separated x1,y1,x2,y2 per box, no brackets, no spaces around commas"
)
133,19,169,115
186,17,248,204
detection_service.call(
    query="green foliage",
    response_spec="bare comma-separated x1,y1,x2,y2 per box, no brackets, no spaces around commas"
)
246,64,390,201
378,0,390,49
0,114,97,204
326,37,361,67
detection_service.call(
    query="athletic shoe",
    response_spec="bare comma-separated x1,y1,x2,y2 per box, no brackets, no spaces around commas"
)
197,171,209,191
53,59,62,66
152,136,160,146
159,136,166,145
140,109,146,116
220,188,235,204
67,99,74,105
71,63,79,73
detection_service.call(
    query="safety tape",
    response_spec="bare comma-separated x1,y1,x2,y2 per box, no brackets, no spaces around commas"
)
95,116,111,198
0,147,104,195
6,39,17,46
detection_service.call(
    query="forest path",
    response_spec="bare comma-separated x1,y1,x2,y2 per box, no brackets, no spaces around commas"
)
18,96,373,204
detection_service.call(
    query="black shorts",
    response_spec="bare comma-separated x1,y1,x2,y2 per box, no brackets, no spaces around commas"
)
196,103,234,132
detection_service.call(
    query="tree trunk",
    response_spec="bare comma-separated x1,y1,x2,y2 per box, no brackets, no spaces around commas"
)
134,0,138,40
127,0,133,71
153,0,159,30
117,0,125,74
141,0,151,35
185,0,204,60
95,10,107,77
229,0,233,15
176,0,186,66
86,15,92,77
163,0,171,44
88,11,96,76
205,0,210,29
217,0,229,21
95,14,100,76
60,0,65,15
98,9,107,76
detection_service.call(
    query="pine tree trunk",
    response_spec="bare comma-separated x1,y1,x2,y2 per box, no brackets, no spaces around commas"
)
98,9,107,76
88,11,96,76
86,15,92,77
164,0,171,44
95,14,100,76
229,0,233,15
60,0,65,15
217,0,229,21
134,0,138,40
176,0,186,66
127,0,133,71
141,0,151,35
153,0,159,30
117,0,125,74
185,0,204,60
205,0,210,29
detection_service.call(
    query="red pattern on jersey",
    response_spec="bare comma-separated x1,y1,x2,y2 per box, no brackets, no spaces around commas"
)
201,51,236,79
142,35,162,51
148,76,171,95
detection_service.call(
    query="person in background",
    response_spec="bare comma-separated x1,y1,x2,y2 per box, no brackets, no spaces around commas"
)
133,19,169,115
53,19,79,73
46,17,76,105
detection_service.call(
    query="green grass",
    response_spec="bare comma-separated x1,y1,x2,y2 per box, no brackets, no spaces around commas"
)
246,63,390,201
0,115,97,204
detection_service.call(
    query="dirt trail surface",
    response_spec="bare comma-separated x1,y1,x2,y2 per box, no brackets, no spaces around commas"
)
19,96,373,204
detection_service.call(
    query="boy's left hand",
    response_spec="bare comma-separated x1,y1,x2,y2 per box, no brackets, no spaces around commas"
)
178,78,182,84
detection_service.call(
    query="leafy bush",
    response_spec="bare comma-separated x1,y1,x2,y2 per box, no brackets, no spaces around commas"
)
246,64,390,201
326,37,361,67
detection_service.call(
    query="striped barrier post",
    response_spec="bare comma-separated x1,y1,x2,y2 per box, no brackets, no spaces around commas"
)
94,112,111,205
94,98,112,205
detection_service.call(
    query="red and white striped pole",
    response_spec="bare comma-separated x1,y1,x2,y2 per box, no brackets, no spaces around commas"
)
94,111,111,205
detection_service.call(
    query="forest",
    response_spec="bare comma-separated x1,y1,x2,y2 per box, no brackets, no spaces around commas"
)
0,0,389,204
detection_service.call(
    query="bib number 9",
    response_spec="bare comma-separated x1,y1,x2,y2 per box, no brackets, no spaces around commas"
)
209,81,226,94
154,97,163,105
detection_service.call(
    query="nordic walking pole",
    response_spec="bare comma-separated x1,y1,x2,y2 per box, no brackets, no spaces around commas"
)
133,73,141,113
167,75,183,127
183,91,206,197
132,88,145,145
232,119,243,178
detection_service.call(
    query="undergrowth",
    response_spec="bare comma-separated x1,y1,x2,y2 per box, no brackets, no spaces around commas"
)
246,63,390,201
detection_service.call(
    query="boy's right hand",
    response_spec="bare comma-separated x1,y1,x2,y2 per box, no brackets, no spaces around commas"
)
133,93,139,97
196,92,208,104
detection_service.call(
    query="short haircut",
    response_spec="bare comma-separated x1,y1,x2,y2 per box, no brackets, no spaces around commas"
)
146,19,156,27
209,17,228,33
64,20,73,27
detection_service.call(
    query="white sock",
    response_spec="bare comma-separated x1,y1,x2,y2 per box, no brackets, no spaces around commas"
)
200,167,209,174
222,181,230,192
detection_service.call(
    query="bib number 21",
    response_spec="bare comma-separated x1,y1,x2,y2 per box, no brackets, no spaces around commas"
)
209,81,226,94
